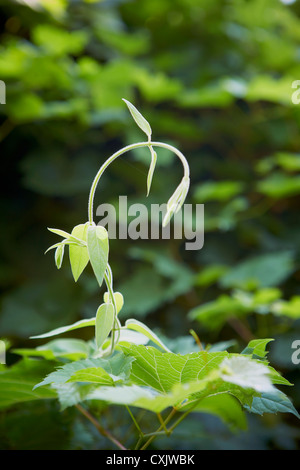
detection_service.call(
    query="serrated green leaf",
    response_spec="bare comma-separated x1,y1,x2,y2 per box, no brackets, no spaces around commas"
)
34,353,134,390
53,382,96,411
242,338,274,359
122,98,152,138
69,223,90,281
87,224,109,288
121,344,227,393
95,303,115,349
245,390,300,419
67,367,115,385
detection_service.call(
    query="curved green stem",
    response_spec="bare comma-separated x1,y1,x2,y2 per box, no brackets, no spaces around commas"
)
88,141,190,224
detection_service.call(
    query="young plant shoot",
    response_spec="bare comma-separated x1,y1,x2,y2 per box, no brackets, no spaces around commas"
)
25,100,297,450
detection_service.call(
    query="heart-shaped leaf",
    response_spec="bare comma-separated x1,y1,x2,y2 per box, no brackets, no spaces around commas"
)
87,224,109,288
95,303,115,349
69,223,90,281
103,292,124,315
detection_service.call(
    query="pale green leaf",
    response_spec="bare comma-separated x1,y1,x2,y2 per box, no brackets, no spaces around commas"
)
87,224,109,288
55,243,64,269
69,223,90,281
48,227,83,243
122,98,152,139
67,367,115,385
83,379,213,414
45,239,80,254
163,176,190,226
30,317,96,339
103,291,124,315
95,303,115,349
147,146,157,196
34,353,133,390
13,339,90,361
124,319,171,352
220,356,275,393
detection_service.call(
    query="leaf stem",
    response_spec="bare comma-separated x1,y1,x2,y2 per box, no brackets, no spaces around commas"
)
75,404,127,450
189,329,204,351
88,141,190,224
157,412,171,436
138,407,177,450
125,405,144,437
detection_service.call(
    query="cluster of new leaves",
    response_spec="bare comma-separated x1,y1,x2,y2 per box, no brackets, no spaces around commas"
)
36,100,191,359
42,221,171,358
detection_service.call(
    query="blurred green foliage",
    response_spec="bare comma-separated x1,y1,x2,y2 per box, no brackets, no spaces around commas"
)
0,0,300,450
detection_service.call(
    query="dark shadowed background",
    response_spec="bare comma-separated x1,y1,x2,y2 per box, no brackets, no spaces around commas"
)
0,0,300,450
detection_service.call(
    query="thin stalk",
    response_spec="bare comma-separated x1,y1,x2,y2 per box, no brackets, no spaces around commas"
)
139,396,206,450
189,329,204,351
167,395,211,435
88,141,190,224
138,407,177,450
76,404,127,450
125,406,144,437
157,412,170,435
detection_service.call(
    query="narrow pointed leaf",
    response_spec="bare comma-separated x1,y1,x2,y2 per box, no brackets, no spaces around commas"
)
122,99,152,139
162,203,177,227
30,317,96,339
163,176,190,226
125,319,171,352
87,225,109,288
47,228,86,245
45,240,78,254
147,146,157,196
95,303,115,349
47,228,74,239
55,243,65,269
69,223,90,281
